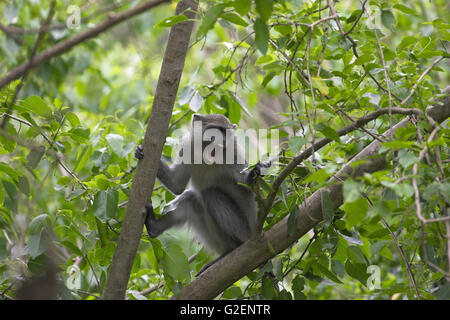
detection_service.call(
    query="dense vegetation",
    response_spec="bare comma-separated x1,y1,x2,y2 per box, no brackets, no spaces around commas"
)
0,0,449,300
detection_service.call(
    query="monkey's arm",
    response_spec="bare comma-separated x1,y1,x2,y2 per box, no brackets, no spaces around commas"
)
144,191,200,238
135,145,190,195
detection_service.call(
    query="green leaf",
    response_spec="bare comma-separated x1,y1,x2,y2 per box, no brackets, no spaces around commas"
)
315,262,343,284
74,145,92,173
161,244,190,282
287,206,299,236
254,18,269,55
303,168,330,184
261,71,276,87
0,124,17,152
398,152,418,168
20,95,52,116
255,0,273,22
343,179,361,203
292,276,306,300
18,175,29,195
381,10,395,30
372,200,391,218
155,14,188,28
233,0,251,16
69,127,90,143
321,190,334,228
106,133,123,153
27,231,46,259
354,54,374,65
345,260,369,285
262,276,277,299
380,181,414,198
393,4,418,16
224,91,247,123
65,189,86,201
439,183,450,204
311,77,329,95
278,289,292,300
95,174,109,190
107,164,120,177
223,286,242,299
95,217,108,247
222,12,248,26
382,140,415,149
434,284,450,300
197,4,226,39
347,246,367,265
315,123,340,142
93,189,119,222
0,237,7,260
288,136,306,154
66,112,81,127
331,259,346,278
370,240,391,255
57,176,71,186
342,198,368,229
0,162,19,183
397,36,417,51
28,214,48,234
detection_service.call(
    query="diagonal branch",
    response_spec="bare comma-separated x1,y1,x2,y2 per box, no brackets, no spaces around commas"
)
0,1,56,129
176,86,450,300
0,0,171,90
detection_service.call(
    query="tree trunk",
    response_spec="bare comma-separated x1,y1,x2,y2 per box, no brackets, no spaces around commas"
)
103,0,198,300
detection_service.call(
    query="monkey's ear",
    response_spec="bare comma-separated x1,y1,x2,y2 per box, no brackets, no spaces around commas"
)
193,114,203,121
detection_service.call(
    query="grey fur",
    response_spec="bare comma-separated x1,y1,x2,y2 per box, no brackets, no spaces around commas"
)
137,114,261,257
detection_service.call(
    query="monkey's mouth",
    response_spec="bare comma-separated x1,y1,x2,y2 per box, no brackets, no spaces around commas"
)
203,143,224,164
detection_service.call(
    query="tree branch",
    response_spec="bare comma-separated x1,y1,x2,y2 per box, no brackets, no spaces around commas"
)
0,0,171,90
176,86,450,300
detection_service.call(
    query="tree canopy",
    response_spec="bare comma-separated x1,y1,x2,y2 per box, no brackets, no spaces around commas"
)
0,0,449,300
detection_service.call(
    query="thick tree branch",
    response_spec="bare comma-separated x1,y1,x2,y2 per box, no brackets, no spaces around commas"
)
0,0,171,90
1,1,56,129
102,0,197,300
177,87,450,300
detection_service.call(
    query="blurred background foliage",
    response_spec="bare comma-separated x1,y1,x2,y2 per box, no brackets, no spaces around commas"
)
0,0,449,300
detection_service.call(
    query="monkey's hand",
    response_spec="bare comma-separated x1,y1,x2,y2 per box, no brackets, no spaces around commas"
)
135,144,144,160
144,203,160,238
249,161,271,184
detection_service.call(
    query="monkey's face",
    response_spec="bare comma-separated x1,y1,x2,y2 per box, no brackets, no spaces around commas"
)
191,114,237,165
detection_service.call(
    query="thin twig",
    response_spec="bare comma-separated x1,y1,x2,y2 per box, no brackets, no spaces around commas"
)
0,0,171,90
363,2,393,132
381,218,421,299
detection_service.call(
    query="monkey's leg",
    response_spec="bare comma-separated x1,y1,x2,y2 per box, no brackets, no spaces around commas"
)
144,191,202,238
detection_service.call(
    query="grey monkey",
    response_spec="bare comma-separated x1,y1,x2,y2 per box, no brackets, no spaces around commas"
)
135,114,269,274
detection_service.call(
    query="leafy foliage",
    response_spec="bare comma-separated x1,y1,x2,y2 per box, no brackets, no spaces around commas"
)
0,0,449,300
